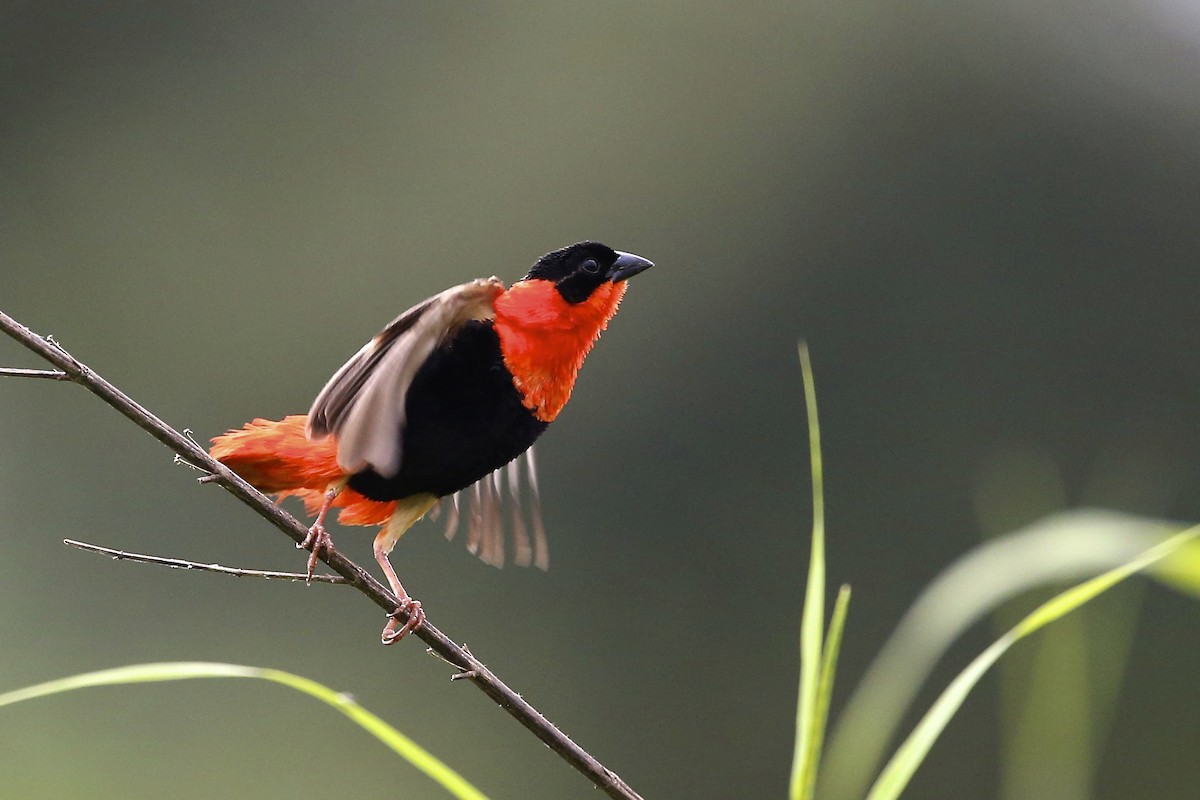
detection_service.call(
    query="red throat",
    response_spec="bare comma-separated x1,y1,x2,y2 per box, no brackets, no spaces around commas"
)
493,279,628,422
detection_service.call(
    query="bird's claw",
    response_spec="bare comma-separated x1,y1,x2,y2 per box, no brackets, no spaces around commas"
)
381,598,425,645
299,523,332,584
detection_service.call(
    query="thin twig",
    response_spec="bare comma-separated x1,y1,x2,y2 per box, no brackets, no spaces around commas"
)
0,309,643,800
64,538,349,583
0,366,70,380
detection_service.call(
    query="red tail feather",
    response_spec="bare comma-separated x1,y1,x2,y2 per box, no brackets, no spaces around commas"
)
210,414,396,526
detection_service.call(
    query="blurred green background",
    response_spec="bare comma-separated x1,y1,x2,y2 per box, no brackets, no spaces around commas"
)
4,2,1200,798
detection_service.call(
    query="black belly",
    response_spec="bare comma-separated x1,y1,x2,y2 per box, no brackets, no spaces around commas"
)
347,320,549,501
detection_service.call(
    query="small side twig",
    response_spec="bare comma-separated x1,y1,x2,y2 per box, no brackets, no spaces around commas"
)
0,309,643,800
0,366,70,380
63,538,348,583
428,643,480,681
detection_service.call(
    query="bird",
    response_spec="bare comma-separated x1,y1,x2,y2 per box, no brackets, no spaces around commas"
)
209,241,653,643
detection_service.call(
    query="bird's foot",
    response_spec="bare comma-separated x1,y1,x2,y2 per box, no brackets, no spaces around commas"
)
381,597,425,645
298,523,332,584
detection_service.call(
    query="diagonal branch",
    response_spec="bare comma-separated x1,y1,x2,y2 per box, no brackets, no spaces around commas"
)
0,309,643,800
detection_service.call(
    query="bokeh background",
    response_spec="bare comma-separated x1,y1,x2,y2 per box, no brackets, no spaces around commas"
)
4,2,1200,798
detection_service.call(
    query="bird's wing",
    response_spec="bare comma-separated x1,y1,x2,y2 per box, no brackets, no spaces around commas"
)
434,446,549,571
307,277,505,477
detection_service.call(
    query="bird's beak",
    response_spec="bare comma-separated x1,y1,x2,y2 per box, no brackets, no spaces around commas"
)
608,251,654,282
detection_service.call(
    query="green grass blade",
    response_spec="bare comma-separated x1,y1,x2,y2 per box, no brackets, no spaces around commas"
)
822,509,1183,800
790,341,830,800
999,602,1095,800
865,526,1200,800
1148,537,1200,596
805,584,852,796
0,662,488,800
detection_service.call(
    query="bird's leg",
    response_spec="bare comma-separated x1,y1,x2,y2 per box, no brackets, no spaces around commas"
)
299,484,341,583
376,537,429,642
374,533,424,645
371,495,437,644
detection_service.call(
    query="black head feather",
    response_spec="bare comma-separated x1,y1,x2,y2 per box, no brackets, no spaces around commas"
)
523,241,652,304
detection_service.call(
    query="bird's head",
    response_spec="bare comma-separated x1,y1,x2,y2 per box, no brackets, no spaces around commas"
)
494,241,653,421
523,241,653,304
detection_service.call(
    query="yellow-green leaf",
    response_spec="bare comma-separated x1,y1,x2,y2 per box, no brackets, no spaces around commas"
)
0,662,488,800
865,526,1200,800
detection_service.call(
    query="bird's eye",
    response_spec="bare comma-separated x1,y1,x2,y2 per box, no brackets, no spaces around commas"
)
581,259,600,274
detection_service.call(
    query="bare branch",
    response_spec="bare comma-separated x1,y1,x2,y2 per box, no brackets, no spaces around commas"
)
63,538,349,583
0,309,643,800
0,366,70,380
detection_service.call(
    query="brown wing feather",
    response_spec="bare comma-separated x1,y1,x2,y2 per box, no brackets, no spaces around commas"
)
306,296,436,439
306,277,505,478
440,447,548,570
